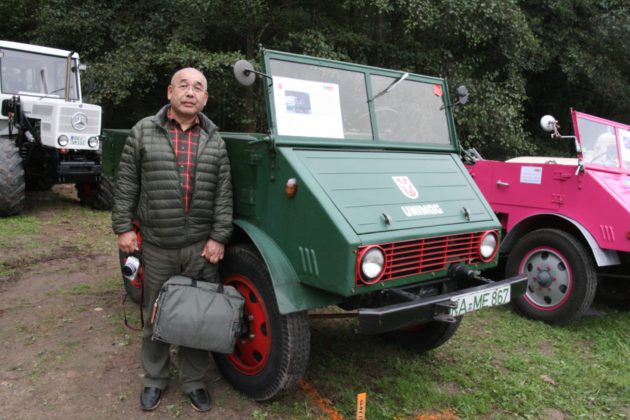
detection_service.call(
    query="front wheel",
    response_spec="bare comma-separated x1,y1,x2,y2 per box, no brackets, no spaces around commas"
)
76,177,114,210
214,245,310,401
506,228,597,325
0,140,25,217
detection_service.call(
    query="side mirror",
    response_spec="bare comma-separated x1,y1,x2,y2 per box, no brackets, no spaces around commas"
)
540,115,558,132
1,99,16,116
86,79,97,96
456,85,469,105
233,60,257,86
440,85,470,110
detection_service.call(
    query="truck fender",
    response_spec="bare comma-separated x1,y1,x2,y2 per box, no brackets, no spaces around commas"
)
231,219,339,315
503,213,620,267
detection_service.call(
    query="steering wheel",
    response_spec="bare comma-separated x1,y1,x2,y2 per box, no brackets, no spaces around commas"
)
589,151,617,167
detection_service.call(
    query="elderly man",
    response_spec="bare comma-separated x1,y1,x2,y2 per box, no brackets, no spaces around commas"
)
112,68,233,412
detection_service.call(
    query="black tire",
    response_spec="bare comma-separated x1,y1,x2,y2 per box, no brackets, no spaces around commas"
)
119,250,142,305
381,317,462,353
213,245,310,401
0,140,25,217
76,177,114,210
596,277,630,310
506,228,597,325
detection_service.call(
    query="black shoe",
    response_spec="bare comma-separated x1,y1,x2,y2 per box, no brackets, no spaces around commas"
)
188,388,212,412
140,387,162,411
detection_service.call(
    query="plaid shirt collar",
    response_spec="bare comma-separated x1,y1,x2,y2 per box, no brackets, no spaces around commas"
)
167,107,201,131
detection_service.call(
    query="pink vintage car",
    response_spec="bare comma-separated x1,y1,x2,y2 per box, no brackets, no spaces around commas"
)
466,110,630,324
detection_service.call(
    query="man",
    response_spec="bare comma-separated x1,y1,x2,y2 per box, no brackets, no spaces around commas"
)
112,68,233,412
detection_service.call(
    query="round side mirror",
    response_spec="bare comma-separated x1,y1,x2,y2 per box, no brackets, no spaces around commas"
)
233,60,256,87
456,85,469,105
540,115,557,132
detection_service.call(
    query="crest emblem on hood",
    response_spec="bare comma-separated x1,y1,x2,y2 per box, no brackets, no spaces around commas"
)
392,176,419,199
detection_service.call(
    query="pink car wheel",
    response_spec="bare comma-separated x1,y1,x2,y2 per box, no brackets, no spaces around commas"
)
506,228,597,325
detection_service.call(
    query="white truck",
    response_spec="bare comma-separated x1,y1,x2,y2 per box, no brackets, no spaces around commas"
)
0,40,111,216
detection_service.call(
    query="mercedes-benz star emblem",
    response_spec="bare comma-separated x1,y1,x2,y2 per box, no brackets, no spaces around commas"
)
71,112,88,131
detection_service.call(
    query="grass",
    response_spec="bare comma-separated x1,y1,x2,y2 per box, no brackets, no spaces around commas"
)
266,305,630,419
3,187,630,419
0,215,40,248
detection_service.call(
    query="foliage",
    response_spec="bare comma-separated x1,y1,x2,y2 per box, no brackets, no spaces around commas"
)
280,305,630,419
1,1,630,159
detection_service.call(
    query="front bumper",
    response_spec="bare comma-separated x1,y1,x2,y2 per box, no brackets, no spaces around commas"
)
357,274,528,334
58,161,102,183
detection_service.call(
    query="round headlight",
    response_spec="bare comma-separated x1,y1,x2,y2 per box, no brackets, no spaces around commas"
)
360,247,385,284
479,231,498,261
58,135,69,147
88,136,99,148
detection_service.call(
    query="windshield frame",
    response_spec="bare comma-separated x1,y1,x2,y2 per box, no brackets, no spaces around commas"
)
0,47,81,101
261,49,458,152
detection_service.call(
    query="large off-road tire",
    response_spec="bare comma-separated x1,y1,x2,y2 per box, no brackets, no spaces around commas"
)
214,245,310,401
76,177,114,210
596,277,630,310
0,140,25,217
381,317,462,352
506,229,597,325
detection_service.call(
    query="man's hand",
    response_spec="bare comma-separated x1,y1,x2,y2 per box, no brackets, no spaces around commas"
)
201,239,225,264
117,231,139,254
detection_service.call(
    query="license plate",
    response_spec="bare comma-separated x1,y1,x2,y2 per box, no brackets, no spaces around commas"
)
449,284,511,317
69,135,85,145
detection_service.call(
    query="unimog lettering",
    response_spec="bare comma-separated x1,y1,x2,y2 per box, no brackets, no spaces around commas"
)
401,204,444,217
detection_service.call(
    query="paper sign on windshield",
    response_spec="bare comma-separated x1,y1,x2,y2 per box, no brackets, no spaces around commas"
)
273,76,344,138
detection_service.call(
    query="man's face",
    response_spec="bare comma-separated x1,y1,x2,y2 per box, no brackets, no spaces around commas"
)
167,68,208,119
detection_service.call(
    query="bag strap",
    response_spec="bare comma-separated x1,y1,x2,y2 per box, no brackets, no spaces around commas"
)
193,261,224,293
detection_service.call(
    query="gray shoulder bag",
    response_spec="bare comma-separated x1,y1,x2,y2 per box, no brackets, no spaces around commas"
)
150,269,245,353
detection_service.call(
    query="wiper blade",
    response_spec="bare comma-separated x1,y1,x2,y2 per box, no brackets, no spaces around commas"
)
369,72,408,102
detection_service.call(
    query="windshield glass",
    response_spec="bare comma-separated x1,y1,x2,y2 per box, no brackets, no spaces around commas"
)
268,58,451,145
0,48,79,100
370,75,450,144
576,116,624,169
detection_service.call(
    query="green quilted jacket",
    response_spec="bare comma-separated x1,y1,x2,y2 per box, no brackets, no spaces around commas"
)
112,105,233,248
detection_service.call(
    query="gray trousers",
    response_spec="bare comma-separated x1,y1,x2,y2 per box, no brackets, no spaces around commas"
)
141,240,217,393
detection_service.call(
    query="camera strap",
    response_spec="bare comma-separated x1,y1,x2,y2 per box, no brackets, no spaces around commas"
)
123,291,144,331
123,274,144,332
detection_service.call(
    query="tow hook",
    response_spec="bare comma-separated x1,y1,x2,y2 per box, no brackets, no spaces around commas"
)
448,263,493,284
434,300,458,324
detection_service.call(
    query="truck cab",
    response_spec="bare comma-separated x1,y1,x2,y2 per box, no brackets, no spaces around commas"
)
215,49,527,400
467,110,630,324
0,41,108,216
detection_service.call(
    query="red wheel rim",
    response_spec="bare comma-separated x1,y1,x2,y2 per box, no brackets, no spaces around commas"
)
223,273,271,375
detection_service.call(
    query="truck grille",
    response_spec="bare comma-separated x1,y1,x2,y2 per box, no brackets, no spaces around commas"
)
355,231,496,285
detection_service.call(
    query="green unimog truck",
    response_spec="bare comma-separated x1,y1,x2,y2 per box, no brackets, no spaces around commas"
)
103,49,527,401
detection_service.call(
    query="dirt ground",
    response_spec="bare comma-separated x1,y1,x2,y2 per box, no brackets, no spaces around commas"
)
0,186,274,419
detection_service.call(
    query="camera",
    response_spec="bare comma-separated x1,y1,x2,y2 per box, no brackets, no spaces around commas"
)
122,254,140,281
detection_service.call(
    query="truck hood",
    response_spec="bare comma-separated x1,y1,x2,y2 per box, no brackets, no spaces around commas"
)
291,149,494,235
